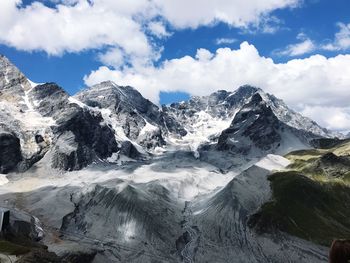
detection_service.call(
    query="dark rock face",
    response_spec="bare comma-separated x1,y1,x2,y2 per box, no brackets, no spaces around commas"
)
29,83,70,117
51,109,119,171
35,135,44,144
55,109,118,159
75,82,161,145
119,141,141,159
216,93,322,159
3,208,43,243
26,82,120,171
75,81,186,143
217,94,282,153
160,106,187,136
0,128,22,173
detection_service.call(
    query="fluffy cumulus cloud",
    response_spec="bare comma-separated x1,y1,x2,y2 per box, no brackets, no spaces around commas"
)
322,22,350,51
85,42,350,132
152,0,300,29
0,0,155,66
301,106,350,132
0,0,299,63
280,24,350,56
276,33,316,56
147,21,171,38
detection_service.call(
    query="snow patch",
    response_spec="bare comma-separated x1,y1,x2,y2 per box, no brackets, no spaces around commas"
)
0,157,236,201
28,79,42,88
167,110,235,155
33,216,44,239
255,154,291,171
117,219,137,241
107,153,136,165
22,85,34,111
0,174,9,186
68,97,87,108
139,121,159,136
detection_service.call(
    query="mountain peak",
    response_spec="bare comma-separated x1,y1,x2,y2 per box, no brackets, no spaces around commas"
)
249,92,264,105
235,85,262,96
0,54,33,104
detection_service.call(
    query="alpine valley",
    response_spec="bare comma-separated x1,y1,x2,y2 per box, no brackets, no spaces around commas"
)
0,54,349,263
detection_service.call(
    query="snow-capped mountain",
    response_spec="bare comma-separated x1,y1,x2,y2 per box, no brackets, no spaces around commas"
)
0,54,336,173
216,93,316,156
0,55,335,262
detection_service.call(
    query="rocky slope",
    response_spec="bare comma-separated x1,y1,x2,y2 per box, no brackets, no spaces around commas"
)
61,182,183,262
216,93,317,156
190,165,328,262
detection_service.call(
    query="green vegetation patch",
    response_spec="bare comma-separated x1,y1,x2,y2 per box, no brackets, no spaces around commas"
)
285,139,350,163
248,171,350,247
0,240,30,255
333,141,350,156
285,152,350,184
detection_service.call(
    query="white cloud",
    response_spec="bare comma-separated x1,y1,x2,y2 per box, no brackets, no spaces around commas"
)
195,49,214,60
276,33,316,56
0,0,300,66
147,21,171,38
85,42,350,132
278,24,350,57
0,0,154,64
153,0,299,29
322,22,350,51
301,106,350,131
98,48,125,69
215,38,237,45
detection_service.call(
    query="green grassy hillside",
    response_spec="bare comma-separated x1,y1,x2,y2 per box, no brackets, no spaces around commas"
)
249,139,350,247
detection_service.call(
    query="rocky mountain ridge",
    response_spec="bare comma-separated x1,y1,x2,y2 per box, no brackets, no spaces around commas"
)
0,54,340,173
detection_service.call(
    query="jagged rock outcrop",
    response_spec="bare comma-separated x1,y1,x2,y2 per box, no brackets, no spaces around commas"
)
0,57,122,171
74,81,185,148
118,141,141,159
29,82,70,117
0,127,22,173
50,108,119,171
165,85,334,141
217,93,319,157
0,55,32,105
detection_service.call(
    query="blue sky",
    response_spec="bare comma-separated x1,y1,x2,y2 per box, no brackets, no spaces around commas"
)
0,0,350,131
